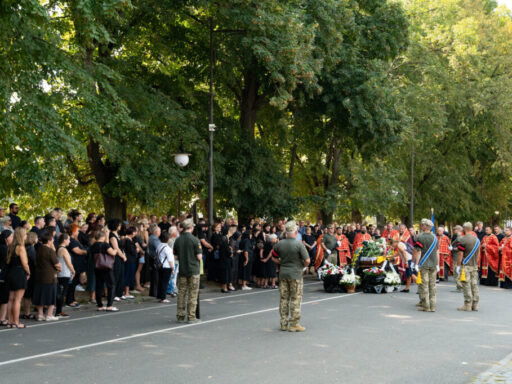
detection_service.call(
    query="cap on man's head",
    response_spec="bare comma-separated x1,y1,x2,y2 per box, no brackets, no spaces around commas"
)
454,225,463,231
420,218,433,228
182,218,195,230
0,206,5,211
327,224,334,229
285,220,298,233
463,222,473,230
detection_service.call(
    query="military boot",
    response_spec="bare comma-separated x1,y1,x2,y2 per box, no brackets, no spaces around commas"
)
472,302,478,312
289,324,306,332
417,306,431,312
457,303,472,311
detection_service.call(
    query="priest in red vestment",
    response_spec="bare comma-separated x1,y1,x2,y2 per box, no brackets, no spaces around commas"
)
353,226,371,251
481,226,500,286
499,227,512,289
436,227,452,280
335,227,351,266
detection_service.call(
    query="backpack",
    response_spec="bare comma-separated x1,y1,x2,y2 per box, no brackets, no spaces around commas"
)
153,244,168,270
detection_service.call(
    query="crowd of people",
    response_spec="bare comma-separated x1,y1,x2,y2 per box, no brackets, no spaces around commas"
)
0,201,511,329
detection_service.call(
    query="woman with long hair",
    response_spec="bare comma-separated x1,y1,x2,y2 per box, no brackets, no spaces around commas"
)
6,228,30,328
134,221,148,292
0,230,14,326
56,233,75,317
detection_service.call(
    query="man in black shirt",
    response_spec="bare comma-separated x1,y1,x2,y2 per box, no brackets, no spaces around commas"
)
30,216,45,237
158,216,171,233
494,225,505,243
8,203,21,230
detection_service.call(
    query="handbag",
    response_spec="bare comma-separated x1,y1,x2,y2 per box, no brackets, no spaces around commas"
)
94,251,114,271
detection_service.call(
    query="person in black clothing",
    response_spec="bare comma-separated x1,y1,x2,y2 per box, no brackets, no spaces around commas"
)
78,223,90,248
108,219,127,301
8,203,21,230
21,232,38,320
66,224,87,308
0,230,13,326
220,225,237,293
302,226,317,271
158,215,171,233
30,216,44,238
208,223,223,282
263,234,278,289
494,225,505,243
155,231,174,302
91,230,118,311
238,231,254,290
52,208,65,235
123,227,138,299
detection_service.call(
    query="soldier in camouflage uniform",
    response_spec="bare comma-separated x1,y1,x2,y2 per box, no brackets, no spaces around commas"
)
456,222,480,312
451,225,463,291
321,224,338,265
272,220,310,332
413,219,439,312
173,218,203,323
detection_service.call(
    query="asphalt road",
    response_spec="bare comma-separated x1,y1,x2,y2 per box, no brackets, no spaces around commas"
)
1,277,511,384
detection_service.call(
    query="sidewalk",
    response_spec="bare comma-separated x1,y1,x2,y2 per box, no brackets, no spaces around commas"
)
473,352,512,383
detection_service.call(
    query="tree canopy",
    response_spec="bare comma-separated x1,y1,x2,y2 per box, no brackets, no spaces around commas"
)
1,0,512,225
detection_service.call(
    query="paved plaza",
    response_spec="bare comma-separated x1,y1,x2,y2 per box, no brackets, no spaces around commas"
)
1,277,512,383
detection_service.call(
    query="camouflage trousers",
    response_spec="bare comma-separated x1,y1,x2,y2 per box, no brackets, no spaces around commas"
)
279,279,303,327
177,275,200,321
418,267,437,310
462,265,479,304
452,264,463,290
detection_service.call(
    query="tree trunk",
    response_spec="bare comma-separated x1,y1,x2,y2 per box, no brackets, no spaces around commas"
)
102,194,127,221
240,69,262,139
376,213,386,228
320,210,333,225
351,209,362,223
87,136,125,220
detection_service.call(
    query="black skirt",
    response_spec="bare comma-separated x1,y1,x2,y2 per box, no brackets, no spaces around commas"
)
7,266,27,291
32,282,57,306
24,276,35,299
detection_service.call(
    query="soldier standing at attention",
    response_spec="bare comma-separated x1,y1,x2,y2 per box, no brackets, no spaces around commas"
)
451,225,464,292
456,222,481,312
173,218,203,324
413,219,439,312
321,224,338,265
272,220,310,332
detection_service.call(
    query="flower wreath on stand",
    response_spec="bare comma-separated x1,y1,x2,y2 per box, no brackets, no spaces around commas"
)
339,266,361,293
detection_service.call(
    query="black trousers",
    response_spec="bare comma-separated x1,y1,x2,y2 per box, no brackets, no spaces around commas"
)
113,256,125,298
157,268,172,300
56,277,69,315
66,272,80,305
95,269,115,308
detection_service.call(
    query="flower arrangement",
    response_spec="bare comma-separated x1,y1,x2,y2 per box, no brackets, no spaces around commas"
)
363,267,385,276
384,271,401,286
319,264,344,280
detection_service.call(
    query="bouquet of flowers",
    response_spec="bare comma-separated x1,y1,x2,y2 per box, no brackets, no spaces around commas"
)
339,266,361,286
363,267,385,276
384,271,401,286
319,264,343,281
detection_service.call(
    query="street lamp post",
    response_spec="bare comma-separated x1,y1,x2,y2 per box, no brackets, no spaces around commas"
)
208,17,215,236
173,146,190,218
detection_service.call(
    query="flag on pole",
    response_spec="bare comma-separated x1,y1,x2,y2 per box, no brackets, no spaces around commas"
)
431,208,435,233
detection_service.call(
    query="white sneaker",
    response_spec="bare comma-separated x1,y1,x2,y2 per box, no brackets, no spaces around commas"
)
114,297,121,302
241,286,252,291
45,316,59,322
75,285,85,292
124,295,134,299
121,295,127,300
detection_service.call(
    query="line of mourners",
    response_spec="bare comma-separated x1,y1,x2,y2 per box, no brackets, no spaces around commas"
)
0,203,509,328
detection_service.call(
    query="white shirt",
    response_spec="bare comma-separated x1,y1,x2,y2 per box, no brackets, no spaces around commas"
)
157,243,174,269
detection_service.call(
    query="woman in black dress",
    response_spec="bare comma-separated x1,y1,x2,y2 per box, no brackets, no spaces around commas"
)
21,232,38,320
262,234,278,289
6,228,30,328
0,230,13,326
108,219,127,301
219,225,237,293
208,223,223,282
